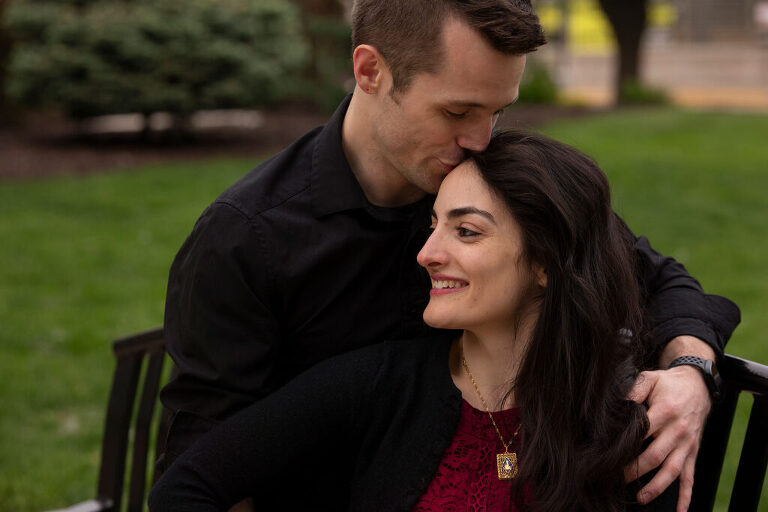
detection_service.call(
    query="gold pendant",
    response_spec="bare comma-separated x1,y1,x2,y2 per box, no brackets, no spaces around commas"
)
496,452,518,480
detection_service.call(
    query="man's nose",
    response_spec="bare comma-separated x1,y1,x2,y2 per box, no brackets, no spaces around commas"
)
456,116,494,152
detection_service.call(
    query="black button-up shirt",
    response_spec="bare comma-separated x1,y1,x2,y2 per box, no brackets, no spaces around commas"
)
160,95,740,465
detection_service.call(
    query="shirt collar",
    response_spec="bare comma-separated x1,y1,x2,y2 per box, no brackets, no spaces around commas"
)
310,94,435,223
310,94,370,217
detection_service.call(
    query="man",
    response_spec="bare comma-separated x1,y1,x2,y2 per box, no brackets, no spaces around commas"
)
159,0,739,509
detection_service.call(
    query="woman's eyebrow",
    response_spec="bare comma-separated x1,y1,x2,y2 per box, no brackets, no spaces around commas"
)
431,206,496,224
449,206,496,224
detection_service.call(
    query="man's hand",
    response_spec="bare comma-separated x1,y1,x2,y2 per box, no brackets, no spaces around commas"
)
625,335,716,512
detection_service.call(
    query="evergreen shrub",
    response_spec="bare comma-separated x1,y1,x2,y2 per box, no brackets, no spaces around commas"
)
517,60,559,105
619,79,670,106
6,0,308,119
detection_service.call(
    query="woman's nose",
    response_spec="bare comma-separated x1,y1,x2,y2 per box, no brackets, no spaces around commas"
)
417,229,448,269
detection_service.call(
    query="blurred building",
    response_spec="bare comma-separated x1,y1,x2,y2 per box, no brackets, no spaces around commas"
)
535,0,768,109
674,0,766,41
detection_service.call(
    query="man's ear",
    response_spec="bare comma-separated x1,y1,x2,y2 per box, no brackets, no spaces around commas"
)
352,44,387,94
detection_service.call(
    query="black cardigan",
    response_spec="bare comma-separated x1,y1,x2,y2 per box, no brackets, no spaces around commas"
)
149,332,676,511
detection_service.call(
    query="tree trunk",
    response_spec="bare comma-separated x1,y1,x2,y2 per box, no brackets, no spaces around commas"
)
0,0,11,124
290,0,344,18
596,0,648,104
289,0,346,81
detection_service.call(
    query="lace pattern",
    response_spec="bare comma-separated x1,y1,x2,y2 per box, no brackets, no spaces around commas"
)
413,400,529,511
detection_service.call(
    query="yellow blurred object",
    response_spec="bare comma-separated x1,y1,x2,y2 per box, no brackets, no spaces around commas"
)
537,4,564,34
548,0,678,55
568,0,614,54
649,2,677,27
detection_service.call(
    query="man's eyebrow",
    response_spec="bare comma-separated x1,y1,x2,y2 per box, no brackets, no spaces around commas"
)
431,207,496,224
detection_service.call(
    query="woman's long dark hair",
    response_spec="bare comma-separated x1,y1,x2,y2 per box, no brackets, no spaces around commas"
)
471,131,648,511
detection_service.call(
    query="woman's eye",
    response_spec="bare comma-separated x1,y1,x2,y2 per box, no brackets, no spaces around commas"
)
457,227,479,237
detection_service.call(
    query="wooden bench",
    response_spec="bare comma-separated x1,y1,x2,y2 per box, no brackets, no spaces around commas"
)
48,328,168,512
692,353,768,510
49,329,768,511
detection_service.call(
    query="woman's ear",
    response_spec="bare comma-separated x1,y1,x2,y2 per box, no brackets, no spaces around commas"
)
535,266,547,288
352,44,387,94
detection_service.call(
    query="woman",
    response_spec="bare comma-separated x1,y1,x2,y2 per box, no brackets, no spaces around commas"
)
149,131,676,511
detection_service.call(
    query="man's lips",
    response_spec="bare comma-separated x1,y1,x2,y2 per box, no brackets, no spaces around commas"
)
438,160,460,172
429,274,469,295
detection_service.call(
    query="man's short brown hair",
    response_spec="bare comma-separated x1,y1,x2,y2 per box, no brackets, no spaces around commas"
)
351,0,546,93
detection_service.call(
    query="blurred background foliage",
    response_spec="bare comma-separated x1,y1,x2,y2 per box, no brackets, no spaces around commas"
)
5,0,750,125
2,0,767,125
5,0,308,121
0,0,688,127
0,0,352,126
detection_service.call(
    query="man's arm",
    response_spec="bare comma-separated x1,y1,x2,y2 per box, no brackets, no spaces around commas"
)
160,202,281,468
626,231,740,511
149,344,384,511
633,234,739,359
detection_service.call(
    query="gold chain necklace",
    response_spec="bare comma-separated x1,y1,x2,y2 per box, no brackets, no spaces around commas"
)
460,343,521,480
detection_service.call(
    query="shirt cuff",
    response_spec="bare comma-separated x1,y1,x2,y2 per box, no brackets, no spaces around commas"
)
652,317,725,360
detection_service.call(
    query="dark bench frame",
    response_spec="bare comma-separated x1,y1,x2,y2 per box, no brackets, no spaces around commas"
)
692,353,768,511
50,328,768,511
48,328,168,512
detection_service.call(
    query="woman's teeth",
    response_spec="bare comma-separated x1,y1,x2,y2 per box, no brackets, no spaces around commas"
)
432,279,465,289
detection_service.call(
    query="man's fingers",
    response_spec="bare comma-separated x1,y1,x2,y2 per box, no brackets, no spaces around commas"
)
631,435,673,481
624,457,642,483
627,371,656,403
643,395,679,439
626,421,687,482
675,451,697,512
636,448,688,505
626,365,709,507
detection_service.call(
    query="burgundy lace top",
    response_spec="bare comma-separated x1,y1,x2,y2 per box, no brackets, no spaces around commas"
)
413,400,531,511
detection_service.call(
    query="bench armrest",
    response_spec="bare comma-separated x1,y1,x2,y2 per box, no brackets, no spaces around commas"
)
44,498,113,512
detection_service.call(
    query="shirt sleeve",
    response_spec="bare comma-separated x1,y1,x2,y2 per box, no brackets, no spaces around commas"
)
161,201,282,461
628,219,740,359
148,344,386,511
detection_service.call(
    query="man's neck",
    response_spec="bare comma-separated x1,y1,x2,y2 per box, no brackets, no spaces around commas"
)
341,92,426,208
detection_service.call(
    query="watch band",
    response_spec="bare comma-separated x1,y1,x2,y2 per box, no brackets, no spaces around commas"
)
668,355,722,401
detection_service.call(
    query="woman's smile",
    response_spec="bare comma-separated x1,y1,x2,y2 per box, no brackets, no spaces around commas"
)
429,274,469,295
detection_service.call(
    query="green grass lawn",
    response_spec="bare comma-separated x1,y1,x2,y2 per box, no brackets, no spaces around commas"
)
1,109,766,511
0,159,252,510
542,109,768,511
